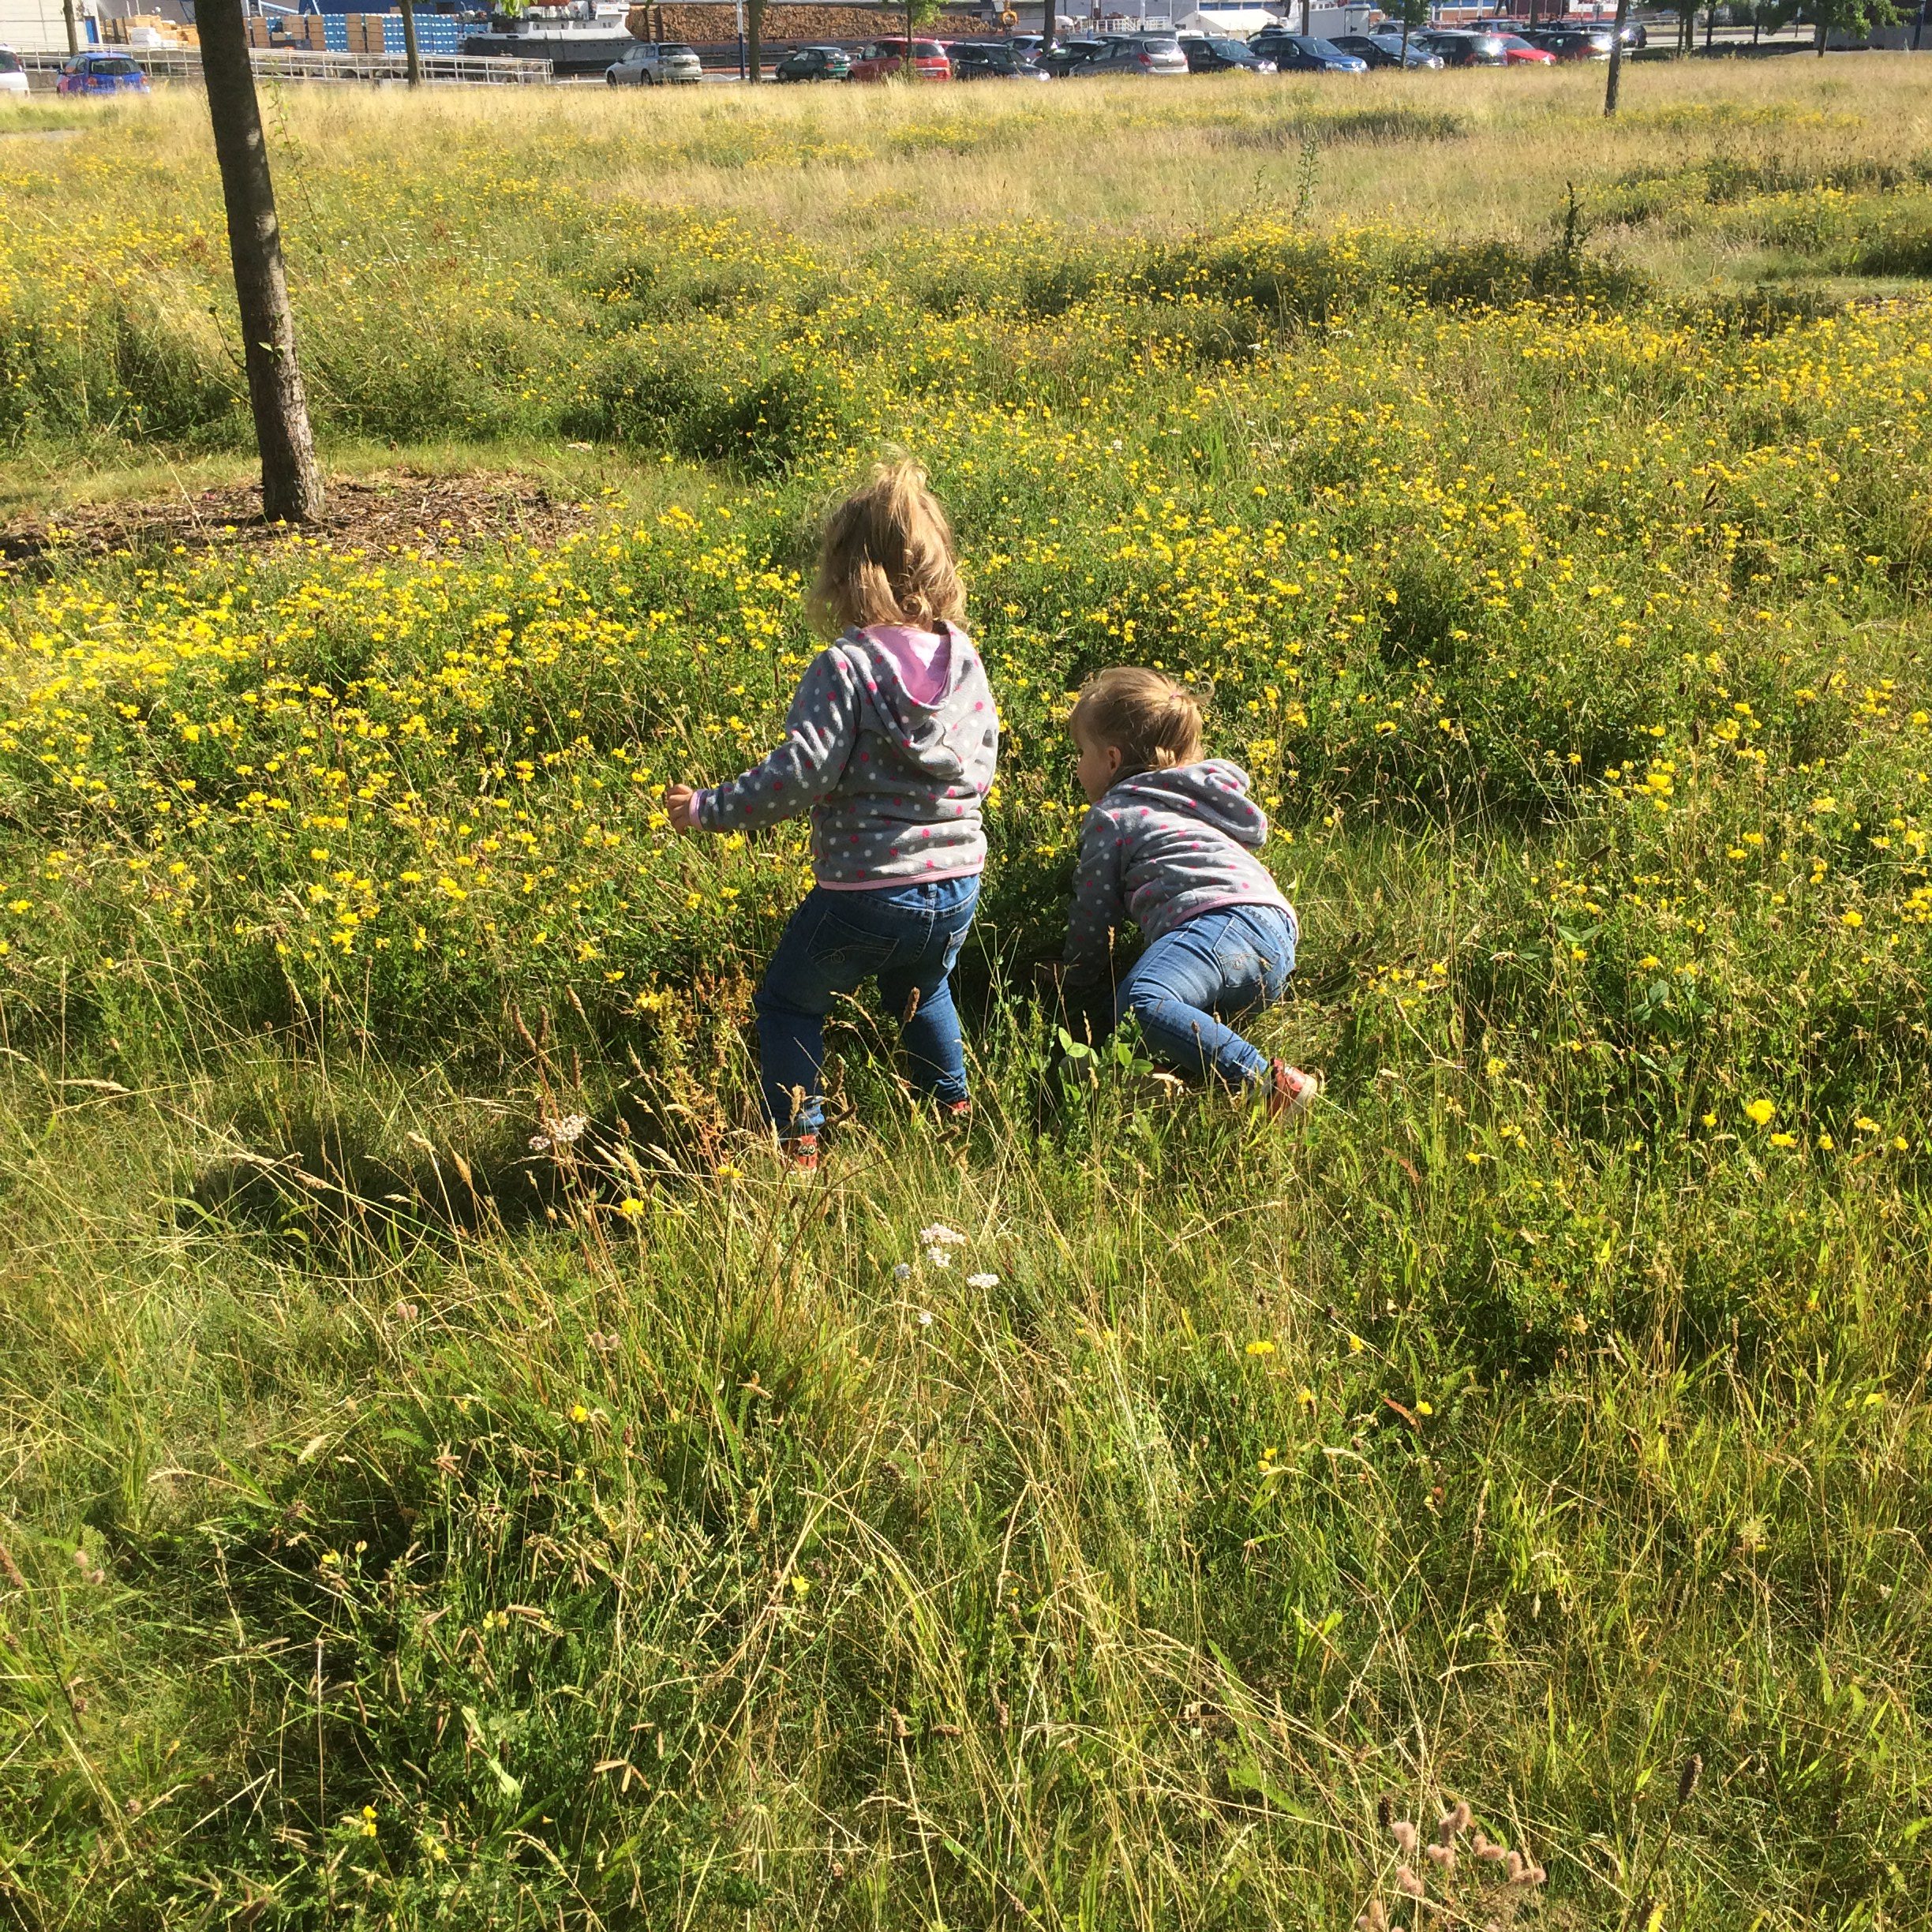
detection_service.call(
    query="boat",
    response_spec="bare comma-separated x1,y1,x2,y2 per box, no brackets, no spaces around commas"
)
462,0,638,73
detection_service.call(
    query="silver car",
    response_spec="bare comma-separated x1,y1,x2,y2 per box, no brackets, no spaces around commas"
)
606,40,703,84
1069,32,1189,75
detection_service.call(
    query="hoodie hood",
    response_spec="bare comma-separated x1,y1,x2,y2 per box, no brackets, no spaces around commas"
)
835,627,975,784
1105,759,1269,849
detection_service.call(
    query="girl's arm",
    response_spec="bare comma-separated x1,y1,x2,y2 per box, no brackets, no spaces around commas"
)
1060,809,1125,987
691,650,862,835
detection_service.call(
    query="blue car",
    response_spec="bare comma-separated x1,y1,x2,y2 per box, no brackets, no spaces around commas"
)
57,52,151,96
1250,32,1369,70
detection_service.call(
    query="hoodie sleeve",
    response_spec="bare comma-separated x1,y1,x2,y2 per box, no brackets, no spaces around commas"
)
1060,807,1125,985
695,647,860,835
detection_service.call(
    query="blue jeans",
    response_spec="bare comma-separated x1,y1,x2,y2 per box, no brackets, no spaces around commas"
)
754,876,980,1138
1116,903,1297,1089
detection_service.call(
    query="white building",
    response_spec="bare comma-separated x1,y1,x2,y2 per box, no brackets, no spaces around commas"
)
1,0,99,52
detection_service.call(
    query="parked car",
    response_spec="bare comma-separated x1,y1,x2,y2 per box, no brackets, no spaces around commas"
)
1418,29,1512,63
949,39,1050,77
1490,32,1558,62
605,40,702,84
1250,30,1369,70
1333,31,1442,66
1039,36,1110,73
847,36,952,79
773,43,851,80
1528,24,1616,57
56,52,150,95
1063,32,1190,74
1179,33,1275,71
1544,13,1644,43
0,47,28,95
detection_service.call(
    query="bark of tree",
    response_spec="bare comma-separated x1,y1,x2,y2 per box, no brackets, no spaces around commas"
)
399,0,423,85
747,0,762,79
62,0,77,56
197,0,324,522
1604,0,1631,110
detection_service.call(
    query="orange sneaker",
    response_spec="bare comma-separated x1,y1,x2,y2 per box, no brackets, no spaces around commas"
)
785,1133,821,1174
1267,1060,1323,1122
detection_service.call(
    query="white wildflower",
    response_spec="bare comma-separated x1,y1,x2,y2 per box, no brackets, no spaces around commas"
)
966,1272,999,1290
892,1262,912,1282
918,1309,934,1328
925,1246,953,1268
918,1223,967,1248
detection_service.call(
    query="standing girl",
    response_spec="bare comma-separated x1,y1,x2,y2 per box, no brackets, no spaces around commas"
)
666,462,998,1168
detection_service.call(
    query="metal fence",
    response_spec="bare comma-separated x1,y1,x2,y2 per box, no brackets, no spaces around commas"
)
17,47,553,84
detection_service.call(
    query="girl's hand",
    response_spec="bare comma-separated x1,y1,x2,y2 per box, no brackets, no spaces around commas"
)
665,784,702,834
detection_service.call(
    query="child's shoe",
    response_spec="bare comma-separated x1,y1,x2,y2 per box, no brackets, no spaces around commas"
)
1266,1060,1322,1122
938,1099,973,1133
784,1133,821,1174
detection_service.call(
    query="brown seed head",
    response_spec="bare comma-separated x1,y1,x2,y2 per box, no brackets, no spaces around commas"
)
1678,1752,1704,1805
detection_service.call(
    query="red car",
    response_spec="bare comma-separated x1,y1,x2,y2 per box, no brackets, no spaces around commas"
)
1492,31,1557,60
846,36,952,80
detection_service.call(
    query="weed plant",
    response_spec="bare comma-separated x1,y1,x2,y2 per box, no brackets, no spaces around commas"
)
0,60,1930,1932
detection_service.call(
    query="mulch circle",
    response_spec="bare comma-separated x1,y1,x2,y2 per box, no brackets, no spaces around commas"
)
0,471,590,569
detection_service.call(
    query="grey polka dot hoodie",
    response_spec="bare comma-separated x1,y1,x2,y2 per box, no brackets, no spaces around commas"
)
694,623,999,886
1061,759,1296,983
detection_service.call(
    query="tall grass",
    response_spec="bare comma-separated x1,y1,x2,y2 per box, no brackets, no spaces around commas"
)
0,59,1930,1931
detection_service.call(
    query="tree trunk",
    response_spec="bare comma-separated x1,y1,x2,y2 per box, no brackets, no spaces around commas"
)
62,0,78,56
1400,12,1410,62
197,0,324,523
747,0,762,79
399,0,423,84
1604,0,1631,110
904,0,913,72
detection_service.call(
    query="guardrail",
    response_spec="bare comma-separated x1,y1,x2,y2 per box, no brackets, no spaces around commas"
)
17,47,553,84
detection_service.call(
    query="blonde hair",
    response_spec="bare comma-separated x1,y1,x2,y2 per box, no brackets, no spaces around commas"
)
809,459,966,635
1070,667,1207,776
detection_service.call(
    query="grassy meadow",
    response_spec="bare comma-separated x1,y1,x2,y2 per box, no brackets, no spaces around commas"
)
3,57,1932,1930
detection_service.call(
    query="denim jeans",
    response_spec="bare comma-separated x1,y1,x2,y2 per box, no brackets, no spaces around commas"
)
1116,902,1297,1088
754,876,980,1138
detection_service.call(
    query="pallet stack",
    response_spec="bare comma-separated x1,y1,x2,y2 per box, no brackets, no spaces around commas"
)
110,9,197,42
245,11,327,45
344,12,391,52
